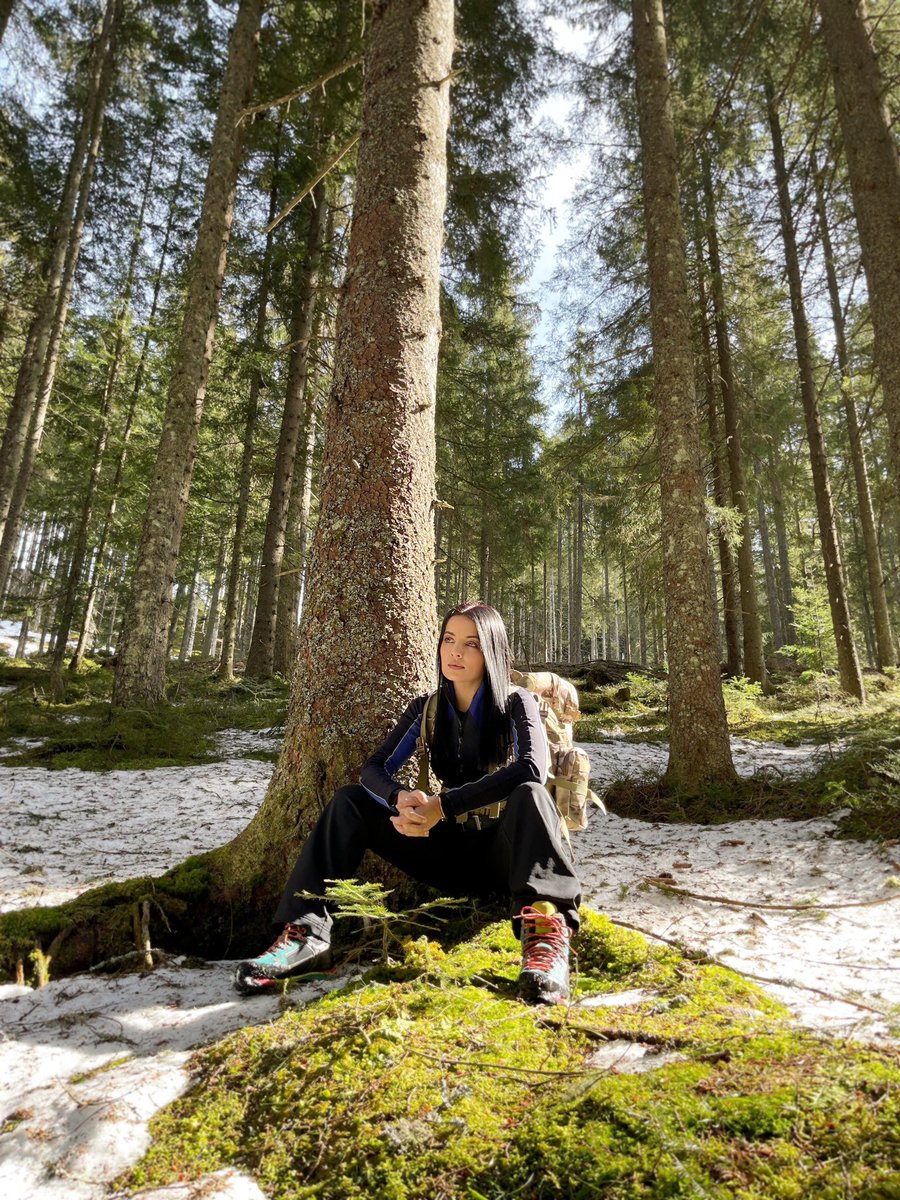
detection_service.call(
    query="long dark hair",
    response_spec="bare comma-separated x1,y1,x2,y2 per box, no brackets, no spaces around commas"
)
432,600,513,774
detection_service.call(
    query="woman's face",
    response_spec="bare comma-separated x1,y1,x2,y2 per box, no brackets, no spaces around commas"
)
440,614,485,690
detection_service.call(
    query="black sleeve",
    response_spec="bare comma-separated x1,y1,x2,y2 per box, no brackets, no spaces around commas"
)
358,695,427,807
440,688,547,818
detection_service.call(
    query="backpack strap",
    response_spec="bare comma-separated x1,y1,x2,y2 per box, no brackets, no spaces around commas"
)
415,690,440,793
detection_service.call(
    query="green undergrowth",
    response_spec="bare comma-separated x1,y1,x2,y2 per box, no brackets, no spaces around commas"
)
601,710,900,837
0,658,289,769
118,910,900,1200
575,669,900,746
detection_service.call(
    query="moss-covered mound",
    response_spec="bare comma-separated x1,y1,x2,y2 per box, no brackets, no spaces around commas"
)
119,911,900,1199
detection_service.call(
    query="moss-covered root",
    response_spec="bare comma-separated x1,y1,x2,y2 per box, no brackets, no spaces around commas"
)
0,855,220,983
119,911,900,1200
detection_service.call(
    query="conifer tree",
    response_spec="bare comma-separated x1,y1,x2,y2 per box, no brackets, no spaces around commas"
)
631,0,735,787
112,0,264,707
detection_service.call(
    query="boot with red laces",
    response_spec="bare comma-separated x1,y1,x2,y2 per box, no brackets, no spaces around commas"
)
233,921,332,995
517,901,570,1005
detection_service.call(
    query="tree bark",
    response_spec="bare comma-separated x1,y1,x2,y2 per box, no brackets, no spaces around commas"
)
223,0,453,909
701,150,767,687
201,531,228,660
632,0,735,786
695,233,742,675
112,0,263,707
217,133,283,683
812,147,897,667
818,0,900,504
756,488,785,650
766,81,866,700
245,182,328,678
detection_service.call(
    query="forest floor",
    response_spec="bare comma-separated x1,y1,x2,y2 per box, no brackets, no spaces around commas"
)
0,657,899,1198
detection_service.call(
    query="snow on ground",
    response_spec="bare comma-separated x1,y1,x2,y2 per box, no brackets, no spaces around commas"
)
0,731,898,1198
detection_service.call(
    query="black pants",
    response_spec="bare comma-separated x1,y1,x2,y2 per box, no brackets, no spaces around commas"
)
274,781,582,941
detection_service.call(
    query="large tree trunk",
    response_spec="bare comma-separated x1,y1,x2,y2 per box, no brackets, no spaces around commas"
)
701,150,767,688
818,0,900,505
0,0,452,982
812,148,897,668
632,0,735,787
219,0,452,909
766,81,866,700
245,183,328,678
112,0,263,707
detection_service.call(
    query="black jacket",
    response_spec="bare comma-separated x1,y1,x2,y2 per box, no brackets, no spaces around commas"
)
359,684,548,819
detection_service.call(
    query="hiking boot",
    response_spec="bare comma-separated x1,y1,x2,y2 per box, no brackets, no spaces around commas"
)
516,902,570,1005
233,922,332,995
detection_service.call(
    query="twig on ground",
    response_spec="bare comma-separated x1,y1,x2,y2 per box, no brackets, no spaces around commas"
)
609,917,889,1017
643,876,900,911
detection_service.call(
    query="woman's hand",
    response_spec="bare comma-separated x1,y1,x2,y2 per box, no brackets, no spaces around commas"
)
392,790,443,837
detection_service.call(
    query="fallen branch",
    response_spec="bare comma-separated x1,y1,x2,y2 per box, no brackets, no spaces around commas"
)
643,876,900,911
609,917,889,1017
409,1048,585,1078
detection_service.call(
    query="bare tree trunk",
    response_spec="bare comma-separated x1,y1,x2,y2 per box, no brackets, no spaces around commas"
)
695,230,742,674
179,540,204,663
818,0,900,504
218,134,283,683
272,270,331,677
246,182,327,677
701,150,766,687
49,142,156,689
812,148,897,667
113,0,263,707
757,488,785,650
202,531,228,660
768,445,797,644
71,158,184,672
766,81,866,700
632,0,735,786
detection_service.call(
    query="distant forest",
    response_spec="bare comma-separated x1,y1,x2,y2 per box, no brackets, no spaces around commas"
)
1,0,898,707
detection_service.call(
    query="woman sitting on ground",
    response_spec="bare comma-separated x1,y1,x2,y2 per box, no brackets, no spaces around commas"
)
234,600,582,1005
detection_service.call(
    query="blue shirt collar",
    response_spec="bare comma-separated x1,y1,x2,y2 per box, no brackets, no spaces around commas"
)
443,679,486,724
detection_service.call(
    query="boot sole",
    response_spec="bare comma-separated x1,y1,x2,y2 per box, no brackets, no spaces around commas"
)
233,949,333,996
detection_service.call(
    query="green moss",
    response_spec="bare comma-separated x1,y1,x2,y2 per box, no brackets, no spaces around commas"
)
0,661,289,771
116,913,900,1200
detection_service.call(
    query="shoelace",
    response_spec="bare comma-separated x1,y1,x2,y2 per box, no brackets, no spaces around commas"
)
268,922,307,952
519,907,569,973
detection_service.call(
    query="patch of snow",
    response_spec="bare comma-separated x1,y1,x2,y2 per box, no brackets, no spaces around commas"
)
577,987,657,1009
575,808,900,1040
0,736,897,1198
213,728,282,758
0,760,272,911
0,961,348,1199
585,1040,687,1074
579,736,842,787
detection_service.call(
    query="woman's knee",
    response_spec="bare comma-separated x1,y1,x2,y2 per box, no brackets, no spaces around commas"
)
504,781,557,821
